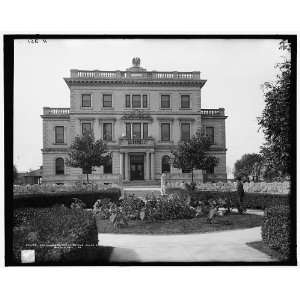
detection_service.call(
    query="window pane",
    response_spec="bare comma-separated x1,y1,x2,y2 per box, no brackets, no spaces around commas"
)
143,123,148,138
55,126,64,143
103,94,112,107
104,157,112,174
206,165,214,174
82,94,91,107
181,95,190,108
126,123,131,138
82,123,92,135
142,95,148,108
55,158,64,175
161,95,170,108
103,123,112,141
161,123,170,141
206,127,214,144
125,95,131,107
162,156,170,173
132,123,141,139
132,95,141,108
181,123,190,141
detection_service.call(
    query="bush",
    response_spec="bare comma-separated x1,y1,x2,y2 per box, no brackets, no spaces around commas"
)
121,194,145,220
144,194,196,221
13,206,98,263
92,198,112,219
13,188,121,209
262,205,291,259
70,198,86,209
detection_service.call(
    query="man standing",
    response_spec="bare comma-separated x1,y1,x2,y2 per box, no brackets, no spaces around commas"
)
236,176,245,214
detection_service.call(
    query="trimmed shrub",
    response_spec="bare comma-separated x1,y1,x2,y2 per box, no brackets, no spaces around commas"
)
13,188,121,209
262,205,291,259
13,206,98,263
121,194,145,220
70,198,86,209
183,190,289,210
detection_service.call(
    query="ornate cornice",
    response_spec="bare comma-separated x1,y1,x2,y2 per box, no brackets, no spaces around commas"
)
121,110,153,121
64,78,206,88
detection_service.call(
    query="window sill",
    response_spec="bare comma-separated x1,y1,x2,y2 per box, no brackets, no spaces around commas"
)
53,143,68,145
80,107,93,110
160,108,172,111
101,107,114,110
179,108,192,110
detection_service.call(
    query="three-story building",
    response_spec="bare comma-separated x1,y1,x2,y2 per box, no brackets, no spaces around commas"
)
41,58,227,184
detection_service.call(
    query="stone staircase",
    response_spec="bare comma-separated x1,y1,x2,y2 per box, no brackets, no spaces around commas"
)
124,187,161,198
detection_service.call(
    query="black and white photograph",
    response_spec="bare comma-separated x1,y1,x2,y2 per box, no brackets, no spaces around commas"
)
4,35,296,266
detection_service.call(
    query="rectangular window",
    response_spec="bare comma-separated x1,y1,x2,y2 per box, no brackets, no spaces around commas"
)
82,94,91,107
82,122,92,135
206,127,214,144
132,95,141,108
103,94,112,107
181,123,190,141
161,95,170,108
103,123,112,141
126,123,131,138
161,123,170,141
143,123,148,138
142,95,148,108
181,95,190,109
104,157,112,174
55,126,64,144
132,123,141,139
125,95,131,108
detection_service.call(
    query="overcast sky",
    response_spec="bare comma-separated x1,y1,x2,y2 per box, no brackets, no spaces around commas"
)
14,38,284,177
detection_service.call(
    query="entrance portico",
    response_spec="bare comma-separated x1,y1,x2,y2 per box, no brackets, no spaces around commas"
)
119,151,155,182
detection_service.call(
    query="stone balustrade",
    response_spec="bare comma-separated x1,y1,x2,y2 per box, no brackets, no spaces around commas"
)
70,69,201,80
119,137,155,147
43,107,70,115
201,108,225,116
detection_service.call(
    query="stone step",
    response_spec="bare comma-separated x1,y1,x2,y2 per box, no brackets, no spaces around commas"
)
124,188,161,198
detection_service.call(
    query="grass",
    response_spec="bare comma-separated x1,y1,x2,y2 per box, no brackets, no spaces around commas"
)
96,213,263,234
247,241,287,261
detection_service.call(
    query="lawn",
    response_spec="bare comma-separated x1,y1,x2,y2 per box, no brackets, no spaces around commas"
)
96,213,263,234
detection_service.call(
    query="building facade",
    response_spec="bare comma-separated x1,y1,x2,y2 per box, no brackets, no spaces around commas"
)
41,58,227,184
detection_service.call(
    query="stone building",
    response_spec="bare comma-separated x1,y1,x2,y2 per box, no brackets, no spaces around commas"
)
41,58,227,184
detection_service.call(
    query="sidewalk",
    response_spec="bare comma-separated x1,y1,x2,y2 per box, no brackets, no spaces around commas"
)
99,226,274,262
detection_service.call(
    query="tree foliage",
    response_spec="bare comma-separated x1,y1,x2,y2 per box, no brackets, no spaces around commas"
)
258,40,292,177
233,153,263,181
171,130,219,182
66,133,110,182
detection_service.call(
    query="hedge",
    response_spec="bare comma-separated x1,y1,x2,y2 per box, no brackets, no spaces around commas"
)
166,188,289,210
262,205,291,259
13,206,98,263
13,188,121,209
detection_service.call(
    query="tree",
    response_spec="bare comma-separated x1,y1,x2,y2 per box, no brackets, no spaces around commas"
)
258,40,292,177
13,165,18,183
66,133,110,183
233,153,263,181
171,130,219,183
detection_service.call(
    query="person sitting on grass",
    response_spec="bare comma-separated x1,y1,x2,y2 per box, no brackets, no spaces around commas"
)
236,176,245,214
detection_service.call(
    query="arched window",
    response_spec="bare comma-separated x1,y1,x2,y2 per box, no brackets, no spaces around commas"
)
161,155,170,173
55,158,64,175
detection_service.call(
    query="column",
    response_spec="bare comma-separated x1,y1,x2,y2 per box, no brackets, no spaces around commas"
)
150,153,155,180
119,152,123,180
145,152,150,180
125,152,129,181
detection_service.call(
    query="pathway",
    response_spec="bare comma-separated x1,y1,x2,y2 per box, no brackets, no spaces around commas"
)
99,226,274,262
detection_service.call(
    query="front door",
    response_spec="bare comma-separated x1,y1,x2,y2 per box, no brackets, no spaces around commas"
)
130,155,144,180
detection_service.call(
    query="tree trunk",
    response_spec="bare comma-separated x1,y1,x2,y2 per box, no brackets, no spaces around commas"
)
191,168,194,183
86,173,89,183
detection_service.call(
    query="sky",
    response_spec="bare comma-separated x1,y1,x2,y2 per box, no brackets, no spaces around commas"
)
13,38,284,177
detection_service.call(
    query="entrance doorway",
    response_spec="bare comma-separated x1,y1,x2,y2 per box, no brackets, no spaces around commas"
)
130,154,144,180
